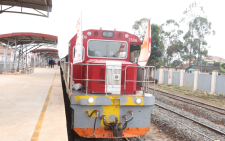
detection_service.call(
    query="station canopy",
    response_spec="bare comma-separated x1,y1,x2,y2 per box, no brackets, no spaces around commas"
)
0,0,52,17
31,48,59,58
0,32,57,52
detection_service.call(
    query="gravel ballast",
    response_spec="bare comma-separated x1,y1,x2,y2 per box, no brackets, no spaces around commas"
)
152,100,225,141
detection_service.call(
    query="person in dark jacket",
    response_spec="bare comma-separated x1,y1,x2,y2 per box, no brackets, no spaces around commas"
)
53,60,55,68
49,59,53,68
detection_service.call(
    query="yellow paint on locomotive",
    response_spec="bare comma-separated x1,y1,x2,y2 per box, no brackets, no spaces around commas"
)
74,95,144,105
123,96,144,105
100,105,120,128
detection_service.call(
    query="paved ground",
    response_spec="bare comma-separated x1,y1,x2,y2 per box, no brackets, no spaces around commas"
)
0,67,67,141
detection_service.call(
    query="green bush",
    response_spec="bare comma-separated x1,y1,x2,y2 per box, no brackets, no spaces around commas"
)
220,66,225,73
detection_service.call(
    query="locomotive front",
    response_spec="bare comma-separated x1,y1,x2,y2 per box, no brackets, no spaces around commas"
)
66,29,155,138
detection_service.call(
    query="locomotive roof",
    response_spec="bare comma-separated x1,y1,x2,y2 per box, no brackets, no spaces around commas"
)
69,29,142,45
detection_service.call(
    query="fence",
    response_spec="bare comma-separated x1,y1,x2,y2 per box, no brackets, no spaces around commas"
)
164,71,168,85
183,73,194,88
156,68,225,95
215,75,225,94
0,63,15,72
198,74,211,92
172,71,180,86
155,70,159,80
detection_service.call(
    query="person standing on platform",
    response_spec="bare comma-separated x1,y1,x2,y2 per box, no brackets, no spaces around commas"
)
48,59,51,68
53,60,55,68
49,59,53,68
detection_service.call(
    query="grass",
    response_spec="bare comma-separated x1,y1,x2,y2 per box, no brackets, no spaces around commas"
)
150,83,225,108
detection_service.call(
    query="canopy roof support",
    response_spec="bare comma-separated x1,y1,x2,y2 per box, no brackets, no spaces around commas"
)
0,32,57,73
0,0,52,17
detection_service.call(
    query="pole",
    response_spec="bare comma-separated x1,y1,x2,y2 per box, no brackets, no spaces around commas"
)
80,11,83,94
34,53,36,67
14,38,17,71
39,52,40,67
26,45,27,72
17,49,20,71
4,40,9,72
21,45,23,74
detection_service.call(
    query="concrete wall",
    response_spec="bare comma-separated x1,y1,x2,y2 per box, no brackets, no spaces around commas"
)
215,75,225,94
183,72,194,88
155,70,159,80
172,71,180,86
164,71,168,85
198,74,212,92
157,68,225,95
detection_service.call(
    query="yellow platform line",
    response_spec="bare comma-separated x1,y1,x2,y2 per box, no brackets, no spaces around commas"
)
31,68,58,141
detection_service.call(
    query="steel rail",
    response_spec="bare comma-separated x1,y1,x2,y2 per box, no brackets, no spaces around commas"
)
150,88,225,115
152,108,215,141
124,137,143,141
155,101,225,136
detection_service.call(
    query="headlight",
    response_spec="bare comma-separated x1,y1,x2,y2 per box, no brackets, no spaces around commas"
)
136,98,142,104
125,34,129,38
87,32,91,36
88,97,95,104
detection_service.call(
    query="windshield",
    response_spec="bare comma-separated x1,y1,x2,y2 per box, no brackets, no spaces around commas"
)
88,40,127,58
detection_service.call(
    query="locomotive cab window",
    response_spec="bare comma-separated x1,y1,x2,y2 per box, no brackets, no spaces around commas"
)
73,46,85,61
88,40,127,58
129,44,141,64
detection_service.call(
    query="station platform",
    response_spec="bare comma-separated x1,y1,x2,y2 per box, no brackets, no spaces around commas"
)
0,67,68,141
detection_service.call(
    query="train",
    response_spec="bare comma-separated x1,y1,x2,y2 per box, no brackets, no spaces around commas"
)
60,29,155,139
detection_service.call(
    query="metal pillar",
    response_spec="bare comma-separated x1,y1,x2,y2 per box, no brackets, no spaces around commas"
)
17,49,20,71
13,38,17,70
39,52,40,67
33,53,35,67
4,40,9,72
21,45,24,74
26,45,28,71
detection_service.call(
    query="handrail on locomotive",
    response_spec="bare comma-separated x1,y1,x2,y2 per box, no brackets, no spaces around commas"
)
61,62,156,96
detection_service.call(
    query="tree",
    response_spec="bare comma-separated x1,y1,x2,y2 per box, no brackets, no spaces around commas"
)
192,17,215,65
132,18,149,41
221,63,225,69
171,59,182,68
181,2,215,66
132,19,164,68
213,61,220,66
148,24,165,68
161,19,184,67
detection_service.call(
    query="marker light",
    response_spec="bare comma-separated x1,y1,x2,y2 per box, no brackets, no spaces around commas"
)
94,31,99,36
136,98,142,104
118,32,122,38
87,32,91,36
125,34,129,38
88,97,95,104
102,31,114,38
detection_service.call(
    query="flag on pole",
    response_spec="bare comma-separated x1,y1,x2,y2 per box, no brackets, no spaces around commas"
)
73,12,83,64
138,19,151,67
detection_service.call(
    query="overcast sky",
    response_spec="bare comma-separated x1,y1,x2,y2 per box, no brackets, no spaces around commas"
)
0,0,224,59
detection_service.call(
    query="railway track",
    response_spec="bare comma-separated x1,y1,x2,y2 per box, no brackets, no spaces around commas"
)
124,137,143,141
150,88,225,115
153,101,225,140
74,137,143,141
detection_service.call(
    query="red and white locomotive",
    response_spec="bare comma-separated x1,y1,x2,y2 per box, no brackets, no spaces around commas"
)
60,29,155,139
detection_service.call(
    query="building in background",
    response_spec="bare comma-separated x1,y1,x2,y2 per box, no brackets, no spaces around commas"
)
186,65,225,74
203,56,225,66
